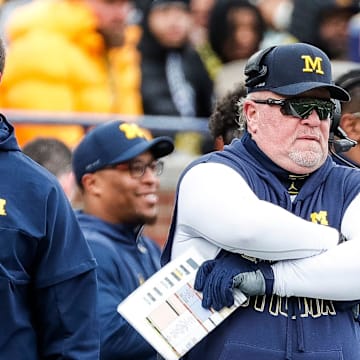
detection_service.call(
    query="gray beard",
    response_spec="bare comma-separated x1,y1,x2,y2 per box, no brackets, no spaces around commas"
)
288,150,324,168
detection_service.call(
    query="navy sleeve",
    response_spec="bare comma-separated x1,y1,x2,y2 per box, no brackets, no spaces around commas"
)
32,182,100,358
35,270,100,359
35,186,97,287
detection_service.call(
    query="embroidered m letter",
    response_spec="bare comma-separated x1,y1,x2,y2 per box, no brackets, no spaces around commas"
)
301,55,324,75
310,211,328,225
0,199,7,216
119,123,147,140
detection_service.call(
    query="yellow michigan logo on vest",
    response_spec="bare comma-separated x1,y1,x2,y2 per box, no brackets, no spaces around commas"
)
0,198,7,216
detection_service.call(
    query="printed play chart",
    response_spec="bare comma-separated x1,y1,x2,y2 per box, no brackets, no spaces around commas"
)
117,248,247,360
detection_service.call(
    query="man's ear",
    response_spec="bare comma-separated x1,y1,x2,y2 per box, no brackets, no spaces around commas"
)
243,100,257,134
341,113,360,141
82,173,102,195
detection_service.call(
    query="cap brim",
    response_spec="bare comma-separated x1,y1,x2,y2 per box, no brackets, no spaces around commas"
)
109,136,174,165
271,82,350,101
149,136,175,158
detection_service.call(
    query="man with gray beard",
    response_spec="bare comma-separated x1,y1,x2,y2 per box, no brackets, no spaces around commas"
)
161,43,360,360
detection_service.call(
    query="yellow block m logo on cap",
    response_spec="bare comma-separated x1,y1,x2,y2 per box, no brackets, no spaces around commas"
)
119,123,148,140
301,55,324,75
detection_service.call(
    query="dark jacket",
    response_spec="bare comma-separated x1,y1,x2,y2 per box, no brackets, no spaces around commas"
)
138,6,213,118
76,211,161,360
0,114,99,359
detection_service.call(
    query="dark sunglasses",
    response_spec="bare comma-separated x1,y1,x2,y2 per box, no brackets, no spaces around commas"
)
253,98,335,120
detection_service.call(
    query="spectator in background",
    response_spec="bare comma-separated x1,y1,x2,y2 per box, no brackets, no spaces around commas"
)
0,36,99,359
207,0,266,99
348,10,360,63
208,0,265,65
208,83,246,151
188,0,221,80
22,137,77,202
137,0,214,156
314,4,358,61
288,0,359,66
332,69,360,168
138,0,213,118
189,0,215,49
0,0,141,148
211,0,298,98
254,0,298,49
72,121,174,359
255,0,294,35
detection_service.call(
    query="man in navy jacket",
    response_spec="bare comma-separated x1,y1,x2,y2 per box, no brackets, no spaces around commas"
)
72,121,174,359
0,37,99,359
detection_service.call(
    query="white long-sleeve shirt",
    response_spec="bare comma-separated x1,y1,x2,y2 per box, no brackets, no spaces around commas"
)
171,162,360,300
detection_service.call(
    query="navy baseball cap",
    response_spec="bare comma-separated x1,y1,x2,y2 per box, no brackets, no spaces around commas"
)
245,43,350,101
72,121,174,185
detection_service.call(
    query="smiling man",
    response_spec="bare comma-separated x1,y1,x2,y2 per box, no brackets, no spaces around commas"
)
72,121,174,360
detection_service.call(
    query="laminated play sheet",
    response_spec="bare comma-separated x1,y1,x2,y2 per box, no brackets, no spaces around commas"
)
117,247,247,360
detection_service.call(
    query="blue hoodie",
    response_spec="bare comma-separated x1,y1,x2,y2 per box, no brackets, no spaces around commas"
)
0,115,99,359
76,211,161,360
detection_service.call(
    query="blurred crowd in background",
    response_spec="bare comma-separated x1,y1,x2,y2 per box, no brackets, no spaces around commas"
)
0,0,360,155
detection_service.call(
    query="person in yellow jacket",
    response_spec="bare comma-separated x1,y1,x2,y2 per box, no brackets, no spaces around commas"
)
0,0,143,148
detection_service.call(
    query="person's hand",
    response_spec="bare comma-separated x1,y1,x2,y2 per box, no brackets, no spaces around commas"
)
194,253,274,311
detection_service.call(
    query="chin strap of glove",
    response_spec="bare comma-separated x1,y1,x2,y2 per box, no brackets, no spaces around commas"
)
194,251,274,311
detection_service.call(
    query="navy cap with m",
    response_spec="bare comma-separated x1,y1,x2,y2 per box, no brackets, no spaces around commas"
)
245,43,350,101
72,121,174,185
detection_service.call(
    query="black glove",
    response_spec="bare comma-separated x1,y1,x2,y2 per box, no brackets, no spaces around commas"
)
194,252,274,311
